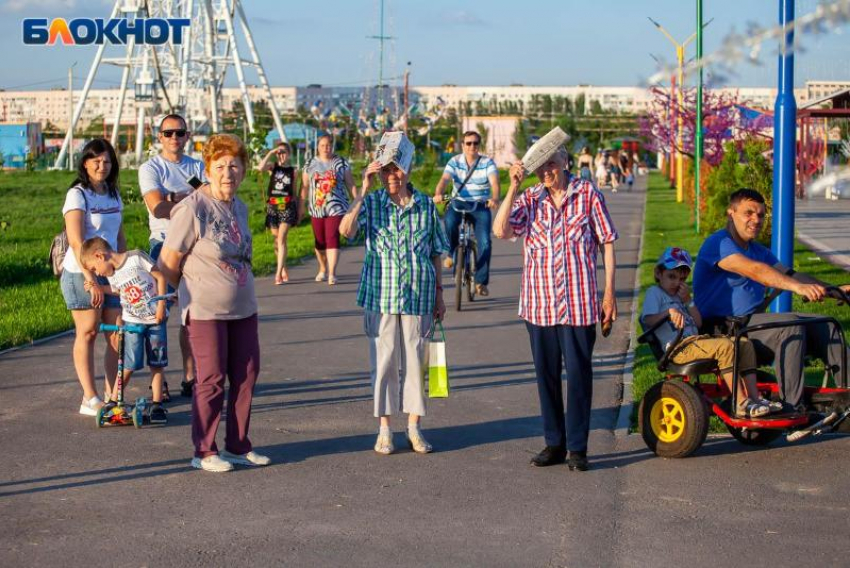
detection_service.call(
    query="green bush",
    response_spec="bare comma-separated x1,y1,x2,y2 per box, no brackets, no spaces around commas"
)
702,139,773,244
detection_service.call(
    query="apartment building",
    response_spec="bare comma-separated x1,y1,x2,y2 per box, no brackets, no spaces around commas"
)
1,81,845,130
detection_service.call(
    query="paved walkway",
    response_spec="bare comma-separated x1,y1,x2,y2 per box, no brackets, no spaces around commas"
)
2,176,850,567
797,195,850,271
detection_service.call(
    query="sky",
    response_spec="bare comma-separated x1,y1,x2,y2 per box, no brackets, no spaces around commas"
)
1,0,849,92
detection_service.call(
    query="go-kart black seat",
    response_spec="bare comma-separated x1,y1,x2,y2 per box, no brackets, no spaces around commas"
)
664,358,719,377
638,317,720,377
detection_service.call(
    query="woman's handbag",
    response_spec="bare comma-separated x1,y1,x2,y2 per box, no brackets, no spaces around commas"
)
427,320,449,398
49,188,87,277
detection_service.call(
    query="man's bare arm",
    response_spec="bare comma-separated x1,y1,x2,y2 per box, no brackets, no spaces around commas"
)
718,253,825,301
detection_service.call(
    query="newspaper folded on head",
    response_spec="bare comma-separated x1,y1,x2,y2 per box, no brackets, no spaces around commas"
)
521,126,570,174
374,131,415,174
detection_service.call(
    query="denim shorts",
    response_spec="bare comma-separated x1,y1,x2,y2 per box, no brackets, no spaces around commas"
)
60,271,122,310
124,322,168,371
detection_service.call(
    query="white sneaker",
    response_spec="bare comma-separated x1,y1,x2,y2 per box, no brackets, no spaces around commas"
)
191,455,235,472
220,450,271,467
79,395,104,416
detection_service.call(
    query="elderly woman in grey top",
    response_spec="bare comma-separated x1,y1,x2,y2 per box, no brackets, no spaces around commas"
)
159,133,270,473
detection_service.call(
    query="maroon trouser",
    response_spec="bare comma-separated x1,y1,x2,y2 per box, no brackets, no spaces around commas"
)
186,314,260,458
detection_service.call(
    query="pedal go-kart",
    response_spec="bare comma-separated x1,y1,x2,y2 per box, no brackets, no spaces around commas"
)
637,286,850,458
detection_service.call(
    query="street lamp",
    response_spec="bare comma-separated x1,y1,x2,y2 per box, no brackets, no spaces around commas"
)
67,61,77,171
648,16,713,203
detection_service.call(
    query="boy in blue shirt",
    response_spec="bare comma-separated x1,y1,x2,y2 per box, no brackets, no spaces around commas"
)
642,247,780,417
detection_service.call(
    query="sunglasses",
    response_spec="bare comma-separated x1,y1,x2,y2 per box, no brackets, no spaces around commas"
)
161,129,187,138
464,141,480,147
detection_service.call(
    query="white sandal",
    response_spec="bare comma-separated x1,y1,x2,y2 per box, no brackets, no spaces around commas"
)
315,272,326,282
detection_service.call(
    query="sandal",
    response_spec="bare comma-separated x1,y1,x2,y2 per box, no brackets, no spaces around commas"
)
758,397,784,413
737,399,770,418
280,268,289,283
315,272,326,282
328,276,338,286
374,431,394,455
274,275,283,285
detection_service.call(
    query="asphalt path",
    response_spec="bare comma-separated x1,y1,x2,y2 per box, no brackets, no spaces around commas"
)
3,176,849,567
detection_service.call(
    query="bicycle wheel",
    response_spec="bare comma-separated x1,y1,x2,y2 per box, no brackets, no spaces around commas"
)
467,242,477,302
454,245,465,311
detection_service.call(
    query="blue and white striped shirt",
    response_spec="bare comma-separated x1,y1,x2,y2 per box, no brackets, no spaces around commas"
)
444,154,498,202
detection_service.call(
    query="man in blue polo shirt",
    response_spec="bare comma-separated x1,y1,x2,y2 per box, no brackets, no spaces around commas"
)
694,188,850,407
433,130,500,297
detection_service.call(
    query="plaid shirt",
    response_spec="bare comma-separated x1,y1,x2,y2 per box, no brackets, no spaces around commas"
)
356,187,450,315
508,179,618,327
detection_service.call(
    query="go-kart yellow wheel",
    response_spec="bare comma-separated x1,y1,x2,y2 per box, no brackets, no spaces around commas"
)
639,380,709,458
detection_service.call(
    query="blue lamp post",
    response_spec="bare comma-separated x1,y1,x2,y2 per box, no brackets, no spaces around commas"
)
771,0,797,313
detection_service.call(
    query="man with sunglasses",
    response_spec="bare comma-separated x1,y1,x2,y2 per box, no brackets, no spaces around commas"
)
139,114,207,398
433,131,500,297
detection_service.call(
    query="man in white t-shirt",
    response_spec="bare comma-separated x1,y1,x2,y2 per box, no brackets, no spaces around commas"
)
139,113,206,398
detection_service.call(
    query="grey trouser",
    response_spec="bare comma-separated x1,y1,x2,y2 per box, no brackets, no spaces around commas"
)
747,312,849,406
364,310,433,418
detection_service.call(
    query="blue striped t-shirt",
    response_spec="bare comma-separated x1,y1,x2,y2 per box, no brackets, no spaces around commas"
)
444,154,498,202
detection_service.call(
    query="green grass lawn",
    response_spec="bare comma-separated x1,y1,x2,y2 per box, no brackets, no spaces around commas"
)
0,164,522,350
631,171,850,428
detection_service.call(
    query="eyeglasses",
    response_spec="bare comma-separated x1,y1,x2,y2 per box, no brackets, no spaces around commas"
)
464,141,480,147
161,129,187,138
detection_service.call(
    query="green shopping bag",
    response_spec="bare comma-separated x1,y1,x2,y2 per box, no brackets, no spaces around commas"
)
427,320,449,398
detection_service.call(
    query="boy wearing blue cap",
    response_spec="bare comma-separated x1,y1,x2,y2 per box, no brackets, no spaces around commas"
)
641,247,780,418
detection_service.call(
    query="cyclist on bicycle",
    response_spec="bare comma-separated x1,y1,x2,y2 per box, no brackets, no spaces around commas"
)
433,131,500,297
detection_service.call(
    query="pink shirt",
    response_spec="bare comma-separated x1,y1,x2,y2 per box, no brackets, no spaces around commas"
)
508,179,618,327
165,190,257,324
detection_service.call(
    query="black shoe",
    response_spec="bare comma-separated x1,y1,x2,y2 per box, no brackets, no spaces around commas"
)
151,381,171,403
180,379,195,398
530,446,566,467
149,403,168,424
567,451,589,472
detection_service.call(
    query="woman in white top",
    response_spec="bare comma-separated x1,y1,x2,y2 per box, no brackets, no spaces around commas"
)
59,139,125,416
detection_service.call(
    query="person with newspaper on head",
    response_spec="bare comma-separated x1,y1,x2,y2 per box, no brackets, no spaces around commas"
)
433,131,500,297
493,127,619,472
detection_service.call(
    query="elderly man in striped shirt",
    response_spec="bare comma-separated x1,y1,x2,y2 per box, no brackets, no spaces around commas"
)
341,137,449,456
494,148,618,471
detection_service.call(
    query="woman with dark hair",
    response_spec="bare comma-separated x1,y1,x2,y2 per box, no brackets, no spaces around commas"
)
301,134,357,285
59,138,125,416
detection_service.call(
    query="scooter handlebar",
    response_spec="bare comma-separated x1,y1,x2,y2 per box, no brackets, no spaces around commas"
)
99,323,148,334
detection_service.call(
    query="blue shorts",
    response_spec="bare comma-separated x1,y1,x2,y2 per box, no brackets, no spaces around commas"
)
149,238,164,262
124,322,168,371
149,239,176,297
60,271,122,310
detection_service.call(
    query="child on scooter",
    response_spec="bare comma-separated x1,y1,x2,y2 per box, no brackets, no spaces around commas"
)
80,237,169,423
641,246,782,418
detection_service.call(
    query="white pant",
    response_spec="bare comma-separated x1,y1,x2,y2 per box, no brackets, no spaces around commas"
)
364,311,433,417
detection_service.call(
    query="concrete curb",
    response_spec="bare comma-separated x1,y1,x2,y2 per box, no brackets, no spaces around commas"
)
798,231,850,272
614,187,648,438
0,328,74,358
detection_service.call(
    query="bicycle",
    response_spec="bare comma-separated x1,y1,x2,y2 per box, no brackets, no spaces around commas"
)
445,198,478,311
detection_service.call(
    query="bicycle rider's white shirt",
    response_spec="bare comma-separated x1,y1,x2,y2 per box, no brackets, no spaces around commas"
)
61,185,123,274
106,251,164,325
